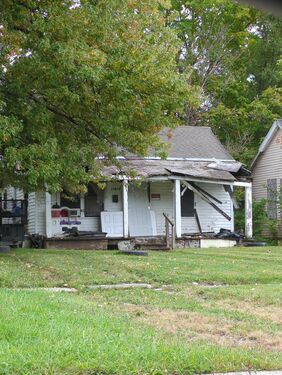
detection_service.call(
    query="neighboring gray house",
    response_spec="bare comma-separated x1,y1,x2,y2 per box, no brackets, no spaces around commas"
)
2,126,252,249
251,119,282,238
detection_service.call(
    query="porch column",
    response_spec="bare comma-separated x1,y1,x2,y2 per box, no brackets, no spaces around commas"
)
174,179,181,238
45,191,52,238
122,179,129,238
245,184,253,239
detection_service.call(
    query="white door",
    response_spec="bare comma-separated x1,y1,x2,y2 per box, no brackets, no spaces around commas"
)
128,184,155,236
101,211,123,237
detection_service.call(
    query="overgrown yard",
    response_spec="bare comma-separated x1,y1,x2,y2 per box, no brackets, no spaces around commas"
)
0,247,281,374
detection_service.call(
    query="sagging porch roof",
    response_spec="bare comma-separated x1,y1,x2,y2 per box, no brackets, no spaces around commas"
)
102,159,248,182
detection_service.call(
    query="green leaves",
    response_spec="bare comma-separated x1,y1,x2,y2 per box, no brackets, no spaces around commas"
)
0,0,193,192
167,0,282,165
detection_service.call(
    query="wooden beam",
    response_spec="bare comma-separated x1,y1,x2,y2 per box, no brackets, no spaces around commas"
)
233,181,252,187
174,179,182,238
224,185,239,209
194,208,202,233
189,181,222,204
245,185,253,238
122,179,129,238
182,181,231,221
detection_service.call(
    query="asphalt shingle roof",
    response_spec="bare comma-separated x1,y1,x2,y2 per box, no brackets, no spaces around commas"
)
158,126,234,160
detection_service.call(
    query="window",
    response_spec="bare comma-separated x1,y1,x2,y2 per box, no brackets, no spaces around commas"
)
267,179,277,220
112,194,118,203
181,188,194,217
85,184,103,217
60,192,80,209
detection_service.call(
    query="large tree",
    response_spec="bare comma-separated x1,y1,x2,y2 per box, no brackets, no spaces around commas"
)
0,0,194,192
166,0,282,163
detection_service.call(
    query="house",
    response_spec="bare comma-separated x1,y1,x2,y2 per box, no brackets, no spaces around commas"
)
1,126,252,249
251,119,282,238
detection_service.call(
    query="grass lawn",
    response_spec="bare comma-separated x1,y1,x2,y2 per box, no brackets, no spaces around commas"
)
0,247,281,374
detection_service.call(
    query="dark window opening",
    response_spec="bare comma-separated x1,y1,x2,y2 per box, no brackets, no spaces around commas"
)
267,179,277,220
85,184,103,217
60,192,80,209
181,188,194,217
112,194,118,203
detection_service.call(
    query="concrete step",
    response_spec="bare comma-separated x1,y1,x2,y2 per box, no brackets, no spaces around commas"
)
135,243,169,251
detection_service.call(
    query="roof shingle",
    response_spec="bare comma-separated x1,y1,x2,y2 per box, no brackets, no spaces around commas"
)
158,126,234,160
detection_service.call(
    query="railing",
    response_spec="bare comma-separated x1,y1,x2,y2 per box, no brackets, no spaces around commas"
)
0,199,28,242
163,213,175,250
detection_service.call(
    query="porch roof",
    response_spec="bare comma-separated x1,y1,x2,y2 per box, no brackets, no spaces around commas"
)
102,159,240,182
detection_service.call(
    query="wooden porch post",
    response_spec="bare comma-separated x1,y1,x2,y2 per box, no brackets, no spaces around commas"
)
245,184,253,239
122,179,129,238
174,179,181,238
45,191,52,238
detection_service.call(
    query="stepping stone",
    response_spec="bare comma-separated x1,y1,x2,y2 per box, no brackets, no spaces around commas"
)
88,283,152,290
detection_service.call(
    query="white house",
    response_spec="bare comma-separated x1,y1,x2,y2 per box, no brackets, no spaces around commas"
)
1,126,252,249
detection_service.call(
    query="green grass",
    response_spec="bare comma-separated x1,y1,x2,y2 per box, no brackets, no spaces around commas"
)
0,247,281,288
0,247,281,374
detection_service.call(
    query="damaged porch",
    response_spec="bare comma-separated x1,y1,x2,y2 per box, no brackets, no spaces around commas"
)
43,159,252,250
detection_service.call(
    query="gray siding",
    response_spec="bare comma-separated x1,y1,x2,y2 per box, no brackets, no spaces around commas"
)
252,128,282,237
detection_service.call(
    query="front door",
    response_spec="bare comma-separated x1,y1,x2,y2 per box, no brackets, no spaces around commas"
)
128,183,155,236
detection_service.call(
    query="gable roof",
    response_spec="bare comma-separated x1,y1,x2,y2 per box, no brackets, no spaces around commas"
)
251,119,282,169
158,126,234,160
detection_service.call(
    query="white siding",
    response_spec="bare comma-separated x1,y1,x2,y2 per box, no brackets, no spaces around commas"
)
5,186,16,199
149,181,233,235
26,191,46,235
104,182,123,212
35,192,46,235
15,189,24,200
149,181,174,235
22,180,234,237
181,183,233,234
27,192,36,234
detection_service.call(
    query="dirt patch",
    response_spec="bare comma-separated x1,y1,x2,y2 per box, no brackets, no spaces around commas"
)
208,299,282,325
122,303,282,351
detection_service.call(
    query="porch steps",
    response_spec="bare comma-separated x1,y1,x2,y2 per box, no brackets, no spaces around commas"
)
134,236,169,251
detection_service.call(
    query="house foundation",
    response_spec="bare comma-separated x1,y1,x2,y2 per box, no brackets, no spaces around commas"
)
43,235,237,250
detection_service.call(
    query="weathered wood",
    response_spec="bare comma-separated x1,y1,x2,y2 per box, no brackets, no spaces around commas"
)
122,179,129,238
165,218,169,248
190,182,222,204
174,179,181,237
44,238,108,250
172,225,176,249
45,192,52,238
224,185,239,209
163,213,175,249
194,208,202,233
182,181,231,221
